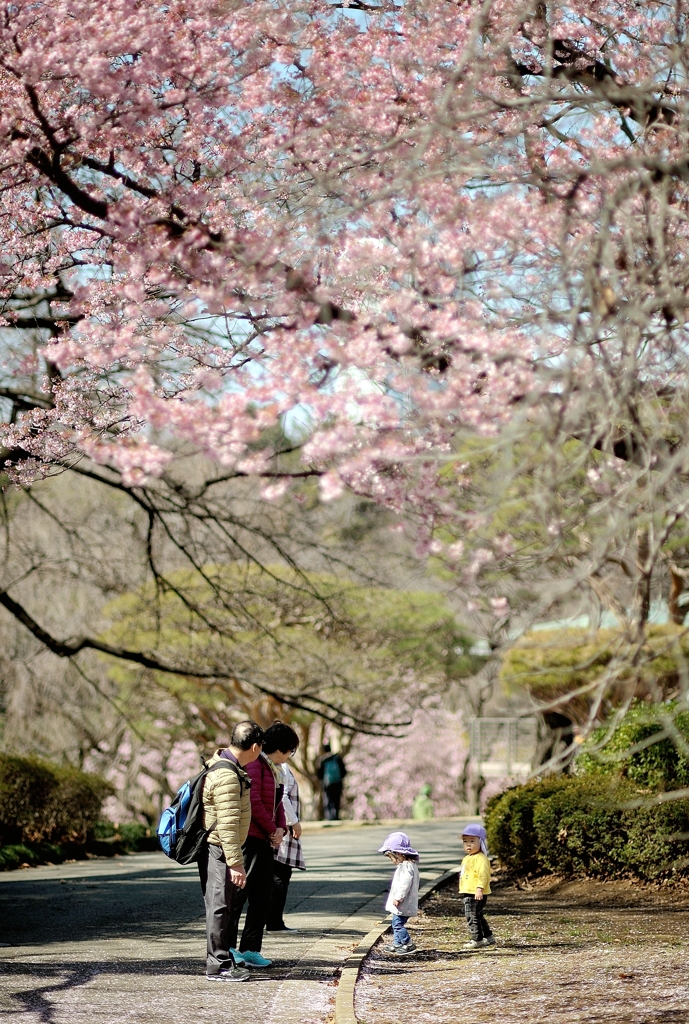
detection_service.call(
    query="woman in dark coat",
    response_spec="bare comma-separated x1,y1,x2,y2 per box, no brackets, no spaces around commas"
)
265,724,305,931
228,725,287,966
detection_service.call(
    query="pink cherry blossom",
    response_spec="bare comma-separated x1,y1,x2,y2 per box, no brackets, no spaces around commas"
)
0,0,681,580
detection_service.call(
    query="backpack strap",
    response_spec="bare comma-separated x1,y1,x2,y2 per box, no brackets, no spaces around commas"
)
205,757,250,796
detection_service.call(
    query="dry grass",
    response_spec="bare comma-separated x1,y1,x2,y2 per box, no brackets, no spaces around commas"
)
355,874,689,1023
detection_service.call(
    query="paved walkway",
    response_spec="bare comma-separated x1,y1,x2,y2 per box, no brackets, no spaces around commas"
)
0,821,464,1024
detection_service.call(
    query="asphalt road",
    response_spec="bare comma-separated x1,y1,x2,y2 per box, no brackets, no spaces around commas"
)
0,820,466,1024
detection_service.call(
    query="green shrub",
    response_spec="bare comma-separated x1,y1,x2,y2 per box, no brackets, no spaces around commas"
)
577,701,689,791
0,755,59,844
531,777,634,877
623,801,689,879
92,819,117,840
0,754,112,845
117,822,152,851
485,775,575,874
0,786,157,870
91,819,156,852
35,841,68,864
485,774,689,880
485,700,689,881
0,843,39,870
49,764,113,843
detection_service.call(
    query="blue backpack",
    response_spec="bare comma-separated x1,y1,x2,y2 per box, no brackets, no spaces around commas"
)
157,758,248,864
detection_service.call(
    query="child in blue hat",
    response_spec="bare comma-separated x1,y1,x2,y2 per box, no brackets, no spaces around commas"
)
459,824,496,949
378,831,420,955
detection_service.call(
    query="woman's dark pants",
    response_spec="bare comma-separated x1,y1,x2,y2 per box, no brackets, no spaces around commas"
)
228,836,274,953
266,859,293,930
463,895,493,941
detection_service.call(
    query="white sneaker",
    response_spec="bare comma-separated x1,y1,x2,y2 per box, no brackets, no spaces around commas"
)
481,936,496,947
206,966,250,982
462,940,482,950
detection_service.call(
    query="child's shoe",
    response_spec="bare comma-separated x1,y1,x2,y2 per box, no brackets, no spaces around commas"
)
480,936,496,947
462,939,483,950
385,941,417,955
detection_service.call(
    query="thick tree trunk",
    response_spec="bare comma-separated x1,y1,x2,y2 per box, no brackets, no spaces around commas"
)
669,567,687,625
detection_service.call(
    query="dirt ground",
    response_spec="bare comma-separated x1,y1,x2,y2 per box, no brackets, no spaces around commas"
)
355,874,689,1024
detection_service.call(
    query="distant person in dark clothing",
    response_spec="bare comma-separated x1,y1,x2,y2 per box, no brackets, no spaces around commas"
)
317,743,347,820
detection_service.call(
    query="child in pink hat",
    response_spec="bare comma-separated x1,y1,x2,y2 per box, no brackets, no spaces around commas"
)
378,831,420,955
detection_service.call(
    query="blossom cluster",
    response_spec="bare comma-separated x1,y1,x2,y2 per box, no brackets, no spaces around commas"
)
0,0,685,582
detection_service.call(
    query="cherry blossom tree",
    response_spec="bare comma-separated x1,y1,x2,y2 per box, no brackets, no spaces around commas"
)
2,0,689,738
346,705,469,820
0,0,610,485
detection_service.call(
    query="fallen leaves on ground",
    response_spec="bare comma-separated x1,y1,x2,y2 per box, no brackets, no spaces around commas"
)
355,875,689,1023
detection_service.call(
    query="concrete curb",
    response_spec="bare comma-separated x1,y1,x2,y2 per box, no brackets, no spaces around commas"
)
334,865,461,1024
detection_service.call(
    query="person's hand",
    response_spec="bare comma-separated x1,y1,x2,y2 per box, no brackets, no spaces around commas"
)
474,887,484,902
230,865,247,888
393,899,401,908
292,822,302,839
270,828,285,847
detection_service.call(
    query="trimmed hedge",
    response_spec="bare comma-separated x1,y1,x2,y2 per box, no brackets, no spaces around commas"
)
485,775,689,880
92,820,159,853
483,775,574,876
0,753,113,846
0,829,159,871
0,841,67,871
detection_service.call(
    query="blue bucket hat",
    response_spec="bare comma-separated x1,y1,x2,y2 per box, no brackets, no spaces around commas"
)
378,831,419,858
461,823,489,856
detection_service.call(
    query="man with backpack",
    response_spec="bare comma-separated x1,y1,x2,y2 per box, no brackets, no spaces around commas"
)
199,720,264,982
316,743,347,820
227,724,289,967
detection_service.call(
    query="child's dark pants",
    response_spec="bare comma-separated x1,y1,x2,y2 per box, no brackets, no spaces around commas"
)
463,895,493,941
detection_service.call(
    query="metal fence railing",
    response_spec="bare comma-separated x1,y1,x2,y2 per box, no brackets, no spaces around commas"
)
469,717,538,779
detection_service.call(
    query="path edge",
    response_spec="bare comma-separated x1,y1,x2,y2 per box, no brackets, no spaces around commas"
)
334,865,461,1024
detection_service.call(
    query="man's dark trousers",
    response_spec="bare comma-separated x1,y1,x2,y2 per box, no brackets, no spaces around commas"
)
198,842,240,974
229,836,274,952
